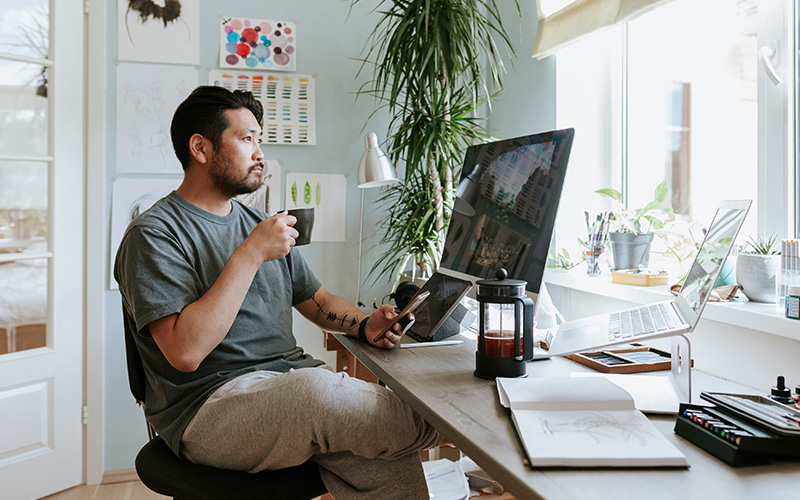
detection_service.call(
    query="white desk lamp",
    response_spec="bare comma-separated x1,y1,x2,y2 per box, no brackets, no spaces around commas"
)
356,132,399,307
453,163,484,216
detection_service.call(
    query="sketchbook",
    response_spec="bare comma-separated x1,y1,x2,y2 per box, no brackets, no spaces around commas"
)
496,377,688,467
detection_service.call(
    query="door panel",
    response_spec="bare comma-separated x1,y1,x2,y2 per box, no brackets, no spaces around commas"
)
0,0,84,498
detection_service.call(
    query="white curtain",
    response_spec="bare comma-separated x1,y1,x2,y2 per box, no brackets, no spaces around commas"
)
532,0,677,59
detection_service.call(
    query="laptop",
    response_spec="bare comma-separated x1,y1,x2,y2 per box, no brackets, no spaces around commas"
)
547,199,751,356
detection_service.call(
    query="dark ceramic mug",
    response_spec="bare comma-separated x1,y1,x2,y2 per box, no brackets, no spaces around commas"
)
287,207,315,246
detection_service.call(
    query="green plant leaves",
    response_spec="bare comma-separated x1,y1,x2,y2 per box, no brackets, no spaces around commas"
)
746,233,780,255
595,188,622,201
352,0,519,285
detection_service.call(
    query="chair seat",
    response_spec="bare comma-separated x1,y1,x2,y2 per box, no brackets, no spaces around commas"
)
135,436,327,500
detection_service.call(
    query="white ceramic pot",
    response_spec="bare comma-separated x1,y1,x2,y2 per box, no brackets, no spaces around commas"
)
608,232,653,270
736,253,780,303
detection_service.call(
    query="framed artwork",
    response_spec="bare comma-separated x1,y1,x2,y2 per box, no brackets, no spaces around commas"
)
220,17,296,71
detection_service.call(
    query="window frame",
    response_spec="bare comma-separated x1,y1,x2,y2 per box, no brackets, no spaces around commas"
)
555,0,797,246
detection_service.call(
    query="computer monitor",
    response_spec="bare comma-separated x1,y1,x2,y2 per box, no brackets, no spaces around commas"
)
438,128,575,299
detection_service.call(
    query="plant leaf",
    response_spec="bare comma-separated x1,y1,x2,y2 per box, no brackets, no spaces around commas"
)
595,188,622,201
654,179,669,203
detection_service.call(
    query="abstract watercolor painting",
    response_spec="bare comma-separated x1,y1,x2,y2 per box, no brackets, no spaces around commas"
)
219,17,296,71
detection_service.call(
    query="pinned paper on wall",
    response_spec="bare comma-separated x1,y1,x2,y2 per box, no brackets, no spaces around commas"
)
219,17,296,71
109,177,180,289
209,69,316,145
116,62,198,173
118,0,200,65
235,159,282,215
284,173,346,242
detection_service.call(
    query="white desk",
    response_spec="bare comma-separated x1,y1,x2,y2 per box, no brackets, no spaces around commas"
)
334,333,800,500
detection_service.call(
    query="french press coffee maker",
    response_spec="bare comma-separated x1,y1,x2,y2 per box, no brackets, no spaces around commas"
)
474,268,534,379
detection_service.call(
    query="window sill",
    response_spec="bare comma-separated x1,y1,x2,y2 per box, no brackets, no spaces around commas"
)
543,268,799,343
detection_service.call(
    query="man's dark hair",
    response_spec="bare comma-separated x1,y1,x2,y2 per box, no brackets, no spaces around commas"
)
170,86,264,169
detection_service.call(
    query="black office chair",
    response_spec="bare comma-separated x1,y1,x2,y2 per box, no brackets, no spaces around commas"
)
124,318,328,500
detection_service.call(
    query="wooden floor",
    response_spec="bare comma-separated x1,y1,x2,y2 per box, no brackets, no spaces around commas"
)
40,480,168,500
40,480,515,499
40,481,334,500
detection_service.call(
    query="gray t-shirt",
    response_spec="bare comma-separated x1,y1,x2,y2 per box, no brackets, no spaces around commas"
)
114,192,323,453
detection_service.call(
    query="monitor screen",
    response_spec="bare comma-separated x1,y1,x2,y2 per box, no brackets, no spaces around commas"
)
439,128,574,295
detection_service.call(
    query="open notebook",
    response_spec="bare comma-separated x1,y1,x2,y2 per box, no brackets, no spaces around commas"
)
496,376,688,467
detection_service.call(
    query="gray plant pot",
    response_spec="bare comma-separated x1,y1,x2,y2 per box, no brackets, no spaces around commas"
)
608,232,653,270
736,253,780,303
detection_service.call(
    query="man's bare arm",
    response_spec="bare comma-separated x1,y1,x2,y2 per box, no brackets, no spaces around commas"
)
295,287,405,349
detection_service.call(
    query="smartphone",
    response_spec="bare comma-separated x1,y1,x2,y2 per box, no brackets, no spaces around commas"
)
371,291,430,343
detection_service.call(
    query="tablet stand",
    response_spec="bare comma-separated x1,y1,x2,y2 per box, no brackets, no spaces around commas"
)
427,303,476,342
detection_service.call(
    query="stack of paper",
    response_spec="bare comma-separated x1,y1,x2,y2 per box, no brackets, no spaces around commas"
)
422,458,470,500
497,376,688,467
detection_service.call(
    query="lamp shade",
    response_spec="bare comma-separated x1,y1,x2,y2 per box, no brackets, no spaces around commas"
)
453,163,483,216
357,132,399,188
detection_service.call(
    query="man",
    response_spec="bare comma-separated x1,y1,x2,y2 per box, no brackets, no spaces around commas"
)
114,86,442,499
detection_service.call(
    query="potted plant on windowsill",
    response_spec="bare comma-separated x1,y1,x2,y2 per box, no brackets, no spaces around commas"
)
736,233,781,303
595,180,674,270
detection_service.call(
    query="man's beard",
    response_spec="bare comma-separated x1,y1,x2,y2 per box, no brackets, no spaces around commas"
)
209,156,264,198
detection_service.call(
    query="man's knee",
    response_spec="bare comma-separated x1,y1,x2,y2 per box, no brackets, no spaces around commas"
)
288,368,392,420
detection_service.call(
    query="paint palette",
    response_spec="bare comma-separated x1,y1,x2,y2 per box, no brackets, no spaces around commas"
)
566,344,690,373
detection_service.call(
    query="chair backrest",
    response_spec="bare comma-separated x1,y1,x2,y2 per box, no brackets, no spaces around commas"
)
123,303,148,405
121,301,329,500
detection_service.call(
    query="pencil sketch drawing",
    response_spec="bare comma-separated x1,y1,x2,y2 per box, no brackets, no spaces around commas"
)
116,63,197,173
540,411,654,445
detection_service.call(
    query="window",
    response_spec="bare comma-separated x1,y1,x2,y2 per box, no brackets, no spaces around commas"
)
0,0,51,354
554,0,795,269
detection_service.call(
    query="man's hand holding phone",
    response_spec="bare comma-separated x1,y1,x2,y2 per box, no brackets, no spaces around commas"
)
368,291,430,348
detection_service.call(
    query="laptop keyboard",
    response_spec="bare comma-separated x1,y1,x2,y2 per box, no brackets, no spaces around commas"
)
608,303,677,340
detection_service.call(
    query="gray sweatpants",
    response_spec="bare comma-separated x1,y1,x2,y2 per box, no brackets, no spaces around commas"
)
180,367,443,500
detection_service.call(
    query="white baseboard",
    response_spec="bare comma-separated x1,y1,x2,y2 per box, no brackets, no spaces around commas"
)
102,469,139,484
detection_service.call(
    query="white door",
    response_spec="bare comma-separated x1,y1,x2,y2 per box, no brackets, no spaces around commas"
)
0,0,84,498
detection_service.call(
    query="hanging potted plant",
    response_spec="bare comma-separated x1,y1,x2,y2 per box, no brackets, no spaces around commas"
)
352,0,520,288
736,233,781,303
595,180,674,270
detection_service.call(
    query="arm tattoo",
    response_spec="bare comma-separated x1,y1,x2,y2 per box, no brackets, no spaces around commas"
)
311,293,360,332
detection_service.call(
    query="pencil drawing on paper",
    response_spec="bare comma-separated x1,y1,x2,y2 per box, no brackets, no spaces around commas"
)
116,63,197,174
540,411,655,445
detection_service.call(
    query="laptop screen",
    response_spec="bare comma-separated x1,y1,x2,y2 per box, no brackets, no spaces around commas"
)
677,200,751,317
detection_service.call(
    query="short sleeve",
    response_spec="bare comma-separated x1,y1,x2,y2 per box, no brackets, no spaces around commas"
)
115,223,202,334
287,250,321,306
